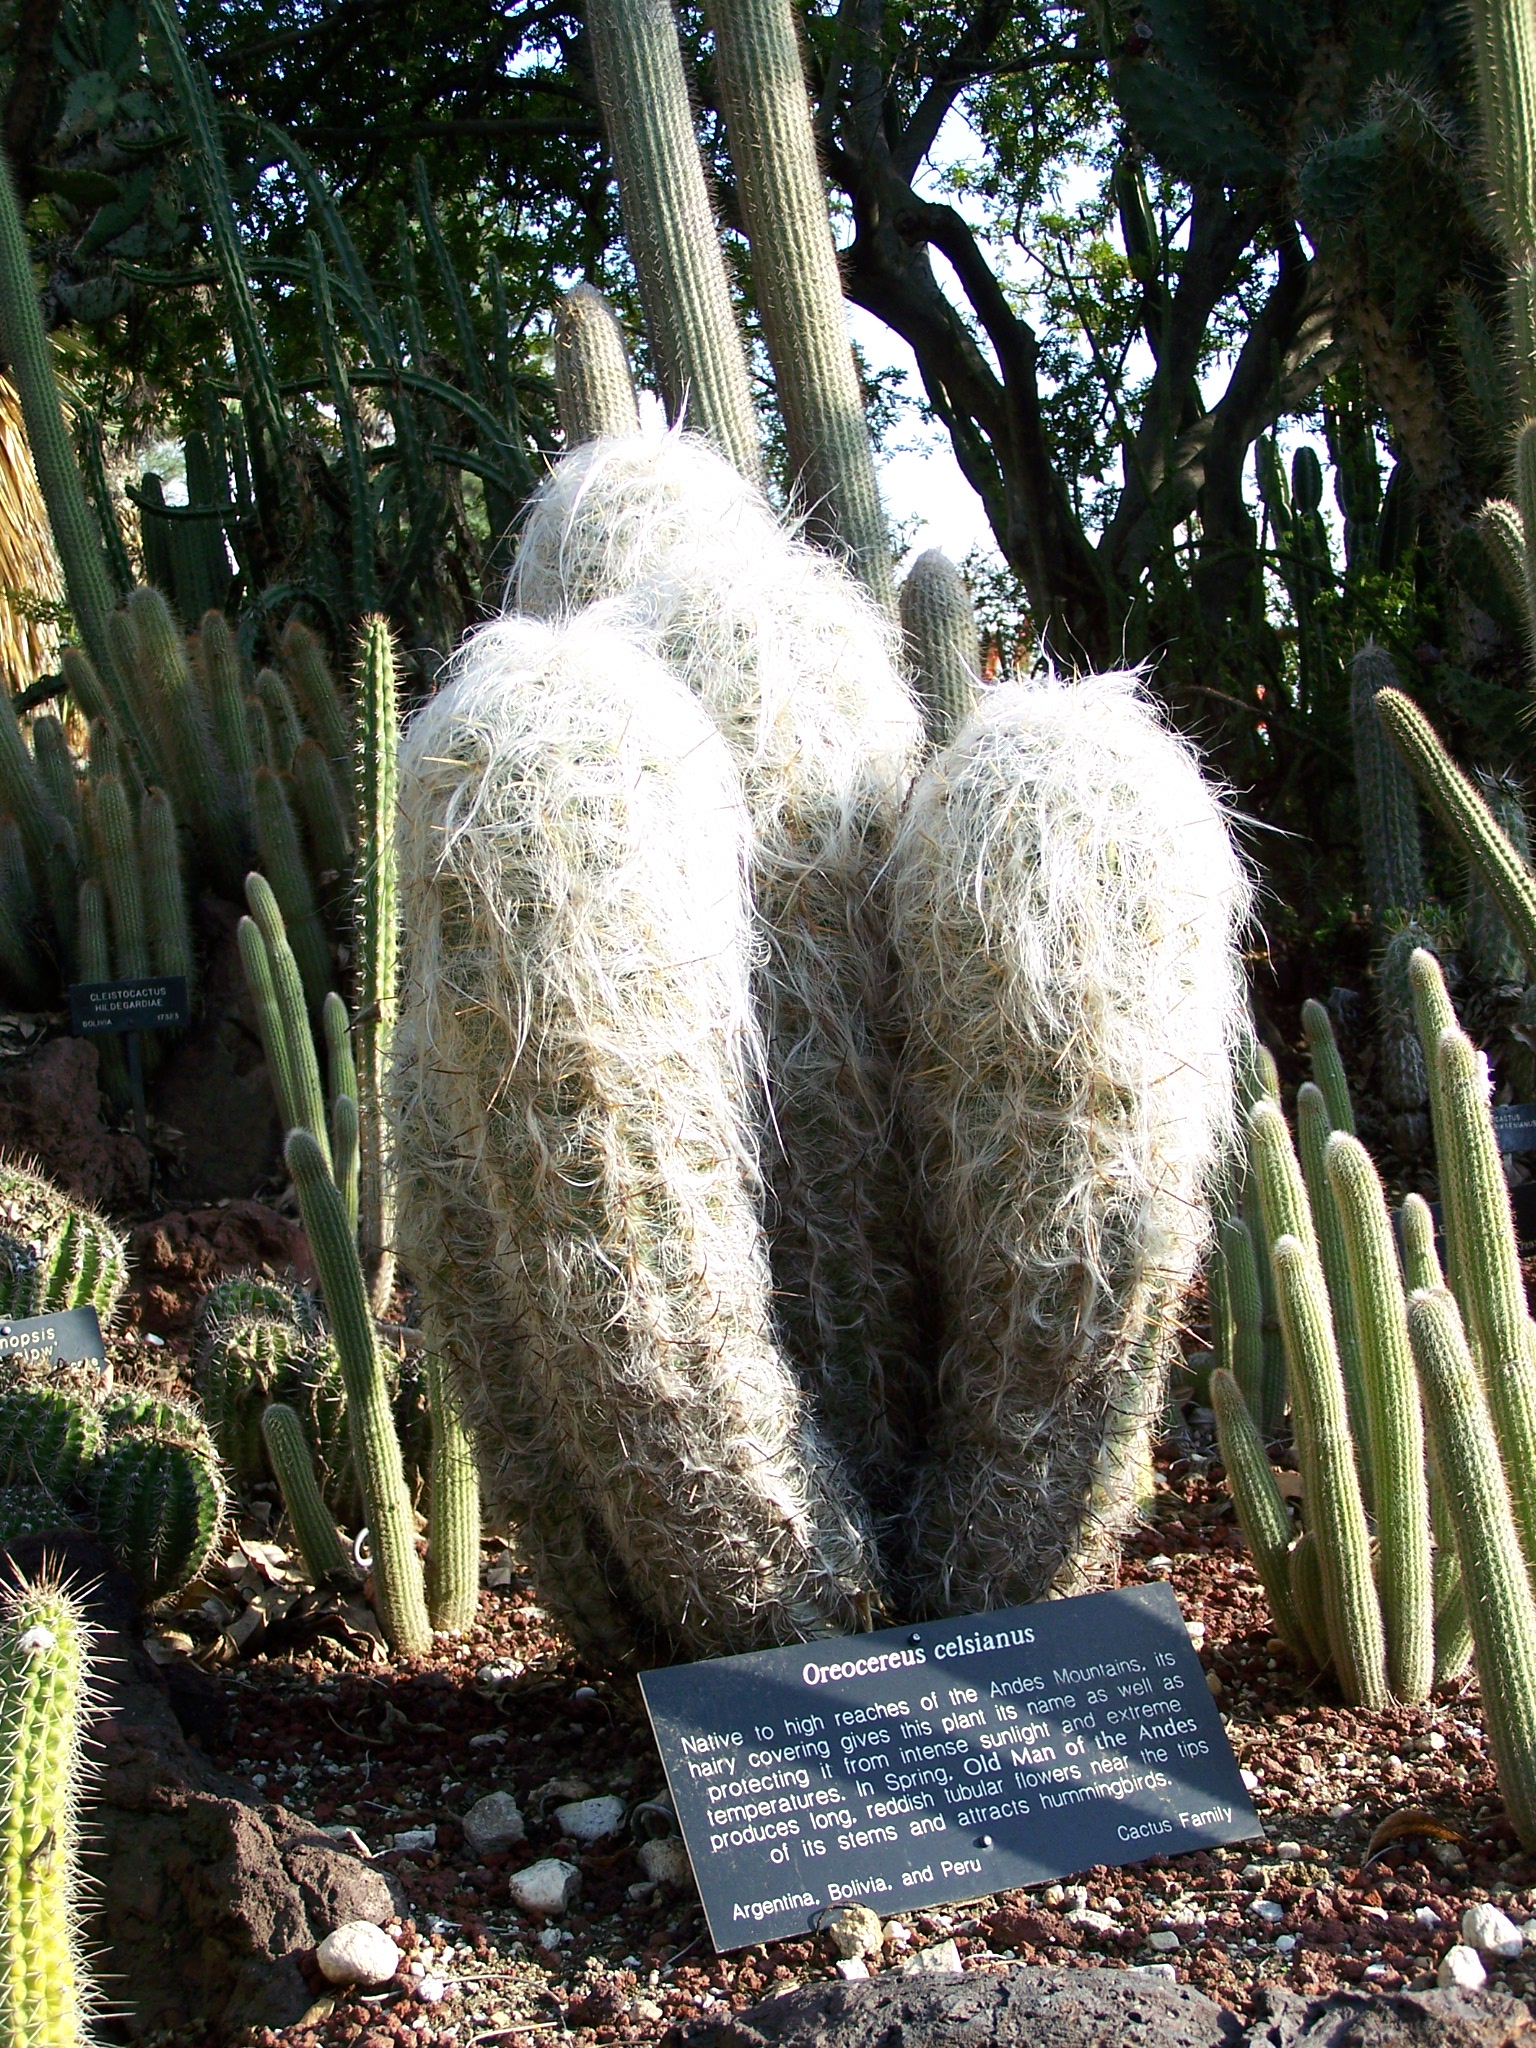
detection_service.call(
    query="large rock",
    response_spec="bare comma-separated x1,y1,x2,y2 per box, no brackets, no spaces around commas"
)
1245,1983,1536,2046
0,1532,402,2038
126,1198,314,1336
687,1967,1242,2048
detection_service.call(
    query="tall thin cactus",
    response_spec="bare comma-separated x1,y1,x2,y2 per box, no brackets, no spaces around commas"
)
583,0,762,480
899,550,981,748
553,284,642,444
704,0,892,604
353,618,398,1313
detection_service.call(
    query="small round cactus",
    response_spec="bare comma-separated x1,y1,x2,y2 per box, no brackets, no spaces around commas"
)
0,1388,104,1496
0,1486,76,1543
90,1427,227,1606
0,1159,127,1323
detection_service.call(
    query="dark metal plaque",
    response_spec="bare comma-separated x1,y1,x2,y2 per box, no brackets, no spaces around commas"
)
68,976,190,1035
640,1582,1261,1952
1491,1102,1536,1154
0,1307,107,1371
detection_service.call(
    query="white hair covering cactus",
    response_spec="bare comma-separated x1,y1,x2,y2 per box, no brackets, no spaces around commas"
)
395,608,879,1651
889,672,1252,1612
512,431,929,1504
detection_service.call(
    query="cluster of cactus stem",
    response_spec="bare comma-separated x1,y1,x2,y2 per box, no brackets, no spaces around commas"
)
0,1159,127,1320
0,1371,225,1606
236,722,477,1651
0,1570,96,2048
1212,960,1536,1844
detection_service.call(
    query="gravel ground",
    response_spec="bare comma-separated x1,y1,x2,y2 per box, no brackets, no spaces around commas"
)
104,1377,1530,2048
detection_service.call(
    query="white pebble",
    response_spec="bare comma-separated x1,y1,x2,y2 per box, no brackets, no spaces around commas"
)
508,1859,580,1916
638,1837,693,1888
461,1791,526,1859
1437,1944,1488,1992
835,1959,870,1980
1523,1918,1536,1949
1068,1909,1117,1936
1415,1906,1443,1930
1276,1935,1297,1953
538,1925,568,1950
1148,1930,1180,1952
1125,1964,1177,1983
391,1827,436,1854
1241,1769,1261,1793
1251,1900,1285,1925
417,1976,447,2004
1461,1901,1523,1959
901,1939,962,1975
317,1921,400,1987
1276,1842,1302,1859
825,1904,884,1958
554,1795,626,1843
476,1662,524,1690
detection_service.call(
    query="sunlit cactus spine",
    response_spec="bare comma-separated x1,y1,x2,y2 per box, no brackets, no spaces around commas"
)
582,0,761,480
353,617,399,1313
0,1572,97,2048
1410,1285,1536,1846
286,1129,429,1656
703,0,892,602
99,1388,214,1456
91,1425,227,1606
553,284,641,444
899,549,981,749
261,1400,357,1588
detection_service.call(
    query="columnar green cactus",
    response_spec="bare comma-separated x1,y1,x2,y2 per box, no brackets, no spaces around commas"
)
0,1573,95,2048
74,878,130,1103
94,773,149,980
353,618,398,1313
280,620,351,773
0,1160,127,1321
1269,1232,1388,1708
240,872,331,1167
1287,1530,1332,1672
0,691,68,896
1400,1191,1443,1292
1325,1132,1434,1703
29,721,81,860
899,550,982,749
1376,686,1536,976
1210,1366,1306,1656
126,587,245,896
553,284,642,445
1301,999,1356,1136
140,786,194,987
323,991,358,1109
1349,645,1424,917
0,1388,103,1494
1215,1214,1266,1419
91,1426,227,1605
260,1401,357,1588
292,738,352,905
1296,1081,1370,1488
197,608,254,792
332,1091,360,1237
1466,769,1530,985
425,1352,479,1633
0,143,116,691
703,0,892,604
286,1128,430,1655
255,667,306,769
1409,1285,1536,1847
1248,1098,1316,1254
252,766,332,1010
582,0,762,480
1432,1024,1536,1568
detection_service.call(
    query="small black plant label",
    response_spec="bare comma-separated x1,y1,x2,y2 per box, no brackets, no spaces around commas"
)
0,1307,107,1371
68,976,190,1035
1491,1102,1536,1154
640,1581,1261,1951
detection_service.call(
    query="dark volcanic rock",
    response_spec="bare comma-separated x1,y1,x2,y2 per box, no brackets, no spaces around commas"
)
685,1967,1243,2048
1246,1983,1536,2046
0,1532,402,2038
0,1033,151,1210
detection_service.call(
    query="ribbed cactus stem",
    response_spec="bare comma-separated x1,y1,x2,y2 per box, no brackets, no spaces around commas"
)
260,1401,357,1587
1210,1366,1306,1656
1271,1233,1388,1709
1408,946,1464,1306
0,689,65,893
1476,500,1536,658
292,738,351,905
197,608,253,789
30,718,82,857
1400,1192,1443,1292
1239,1040,1286,1433
1297,1082,1370,1491
1435,1026,1536,1569
255,667,306,769
323,989,358,1107
1433,1545,1474,1686
583,0,761,480
241,875,331,1169
0,1574,93,2048
1287,1531,1332,1671
1409,1286,1536,1847
1248,1097,1316,1257
1325,1131,1434,1704
333,1090,359,1237
94,773,148,979
1465,0,1536,263
900,550,981,748
252,765,331,1010
1349,645,1423,917
58,647,110,731
285,1128,430,1656
704,0,892,602
425,1351,480,1633
1217,1214,1266,1418
279,620,351,772
1517,427,1536,649
1375,687,1536,978
553,284,641,444
140,785,193,986
1301,999,1356,1136
126,588,245,895
0,146,116,690
354,617,398,1313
